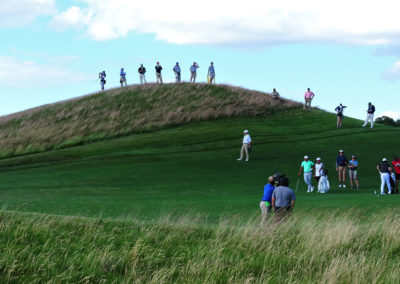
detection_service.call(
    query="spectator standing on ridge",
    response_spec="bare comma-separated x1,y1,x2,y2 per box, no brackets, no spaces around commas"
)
237,130,251,162
335,103,347,128
336,150,348,188
271,88,280,101
303,88,315,111
208,62,215,84
348,155,359,190
155,62,163,84
260,176,275,224
362,102,375,128
272,177,296,221
298,155,314,193
173,62,181,83
190,62,199,83
377,158,392,195
99,71,106,91
391,154,400,194
314,157,324,185
138,64,147,84
120,68,127,87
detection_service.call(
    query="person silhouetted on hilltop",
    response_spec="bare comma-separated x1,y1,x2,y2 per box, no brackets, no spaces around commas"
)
362,102,375,128
138,64,147,84
377,158,392,195
120,68,127,87
237,130,251,162
335,103,347,128
99,71,106,91
208,62,215,84
336,150,348,188
260,176,275,224
271,88,280,101
173,62,181,83
190,62,199,83
272,177,296,221
303,88,315,111
155,62,163,84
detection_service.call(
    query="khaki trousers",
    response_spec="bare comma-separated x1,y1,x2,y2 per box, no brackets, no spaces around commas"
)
260,201,271,224
156,73,163,84
239,144,249,160
303,98,312,110
190,72,197,83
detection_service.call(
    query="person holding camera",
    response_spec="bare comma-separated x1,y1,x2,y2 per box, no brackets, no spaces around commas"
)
271,177,296,220
298,155,315,192
260,176,275,224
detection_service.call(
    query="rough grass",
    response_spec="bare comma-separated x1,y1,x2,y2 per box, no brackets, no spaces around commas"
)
0,84,300,158
1,210,399,283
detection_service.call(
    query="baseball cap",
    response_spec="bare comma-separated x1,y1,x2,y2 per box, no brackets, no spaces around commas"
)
351,155,356,158
339,150,344,153
316,157,321,161
304,155,309,159
243,130,248,133
383,158,387,162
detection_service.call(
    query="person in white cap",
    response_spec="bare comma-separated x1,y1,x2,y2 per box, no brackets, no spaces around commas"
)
314,157,324,184
336,150,348,188
298,155,315,192
377,158,392,195
237,130,251,162
348,155,359,190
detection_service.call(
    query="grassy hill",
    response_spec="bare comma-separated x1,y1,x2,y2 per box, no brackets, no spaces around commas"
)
0,83,400,282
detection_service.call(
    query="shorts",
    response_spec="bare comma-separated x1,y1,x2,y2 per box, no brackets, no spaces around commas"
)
349,170,358,179
338,166,346,173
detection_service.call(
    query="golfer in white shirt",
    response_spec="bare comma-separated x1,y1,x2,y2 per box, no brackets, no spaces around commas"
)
237,130,252,162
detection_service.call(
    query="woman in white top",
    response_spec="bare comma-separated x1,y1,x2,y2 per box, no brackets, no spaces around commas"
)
314,157,324,183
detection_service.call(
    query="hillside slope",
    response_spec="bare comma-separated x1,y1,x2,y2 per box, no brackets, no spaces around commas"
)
0,84,299,157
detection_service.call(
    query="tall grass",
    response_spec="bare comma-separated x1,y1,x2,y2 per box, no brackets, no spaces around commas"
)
0,84,300,158
1,210,399,283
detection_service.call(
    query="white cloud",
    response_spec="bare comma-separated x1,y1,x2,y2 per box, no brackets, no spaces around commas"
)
385,61,400,80
50,0,400,46
0,55,89,87
0,0,56,27
378,111,400,121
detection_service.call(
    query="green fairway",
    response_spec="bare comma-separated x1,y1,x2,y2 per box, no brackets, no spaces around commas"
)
0,109,399,221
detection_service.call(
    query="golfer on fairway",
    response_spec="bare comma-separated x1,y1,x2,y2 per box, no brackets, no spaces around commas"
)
272,177,296,220
237,130,251,162
336,150,348,188
298,156,314,192
377,158,392,195
260,176,275,224
335,103,347,128
391,154,400,194
303,88,315,111
348,155,359,190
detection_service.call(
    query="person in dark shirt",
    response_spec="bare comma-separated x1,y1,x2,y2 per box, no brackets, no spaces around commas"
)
362,102,375,128
155,62,163,84
335,103,347,128
138,64,147,84
377,158,392,195
336,149,348,188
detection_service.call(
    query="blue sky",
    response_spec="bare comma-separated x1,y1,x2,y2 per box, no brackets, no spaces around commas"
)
1,0,400,120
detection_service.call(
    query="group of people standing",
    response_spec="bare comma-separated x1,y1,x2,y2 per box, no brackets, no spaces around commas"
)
335,102,375,129
98,62,216,90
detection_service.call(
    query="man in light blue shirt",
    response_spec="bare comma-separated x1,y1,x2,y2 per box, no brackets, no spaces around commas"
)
120,68,127,87
173,62,181,83
260,176,275,224
208,62,215,84
190,62,199,83
348,155,359,190
272,177,296,220
298,155,315,192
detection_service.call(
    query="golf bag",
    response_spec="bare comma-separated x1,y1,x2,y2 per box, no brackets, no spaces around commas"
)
318,169,330,193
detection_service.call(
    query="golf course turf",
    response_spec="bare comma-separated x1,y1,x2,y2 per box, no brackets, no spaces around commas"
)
0,84,399,282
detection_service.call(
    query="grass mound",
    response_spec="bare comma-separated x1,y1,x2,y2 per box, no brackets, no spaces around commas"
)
0,84,299,157
1,210,399,283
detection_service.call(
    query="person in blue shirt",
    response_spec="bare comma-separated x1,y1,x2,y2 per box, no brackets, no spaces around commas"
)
348,155,359,189
173,62,181,83
120,68,127,87
190,62,199,83
208,62,215,84
260,176,275,224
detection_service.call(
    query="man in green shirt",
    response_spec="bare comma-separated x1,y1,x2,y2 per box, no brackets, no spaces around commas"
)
298,155,315,193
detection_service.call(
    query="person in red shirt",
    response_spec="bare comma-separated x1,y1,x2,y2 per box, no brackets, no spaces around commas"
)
391,154,400,194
